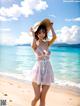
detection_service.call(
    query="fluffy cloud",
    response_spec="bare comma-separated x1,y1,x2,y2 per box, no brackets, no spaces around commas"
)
0,25,80,45
34,0,48,11
0,31,33,45
17,25,80,45
0,35,16,45
0,28,11,31
16,32,33,45
65,17,80,22
0,27,33,45
0,28,16,45
0,0,48,21
49,14,56,18
63,0,80,2
0,4,20,21
56,25,80,44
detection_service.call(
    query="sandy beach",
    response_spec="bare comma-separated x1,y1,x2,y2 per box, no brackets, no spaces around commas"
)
0,75,80,106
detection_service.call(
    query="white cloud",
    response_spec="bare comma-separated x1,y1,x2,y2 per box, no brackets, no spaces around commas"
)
0,0,48,21
0,28,16,45
0,4,20,21
63,0,80,2
34,0,48,11
0,0,12,2
49,14,56,18
1,25,80,45
16,32,33,45
0,16,8,21
65,17,80,22
0,35,16,45
0,30,33,45
0,28,11,31
2,37,16,45
0,26,32,45
56,25,80,44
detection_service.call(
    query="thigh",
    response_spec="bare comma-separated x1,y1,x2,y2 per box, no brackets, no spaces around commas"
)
32,82,41,97
41,85,50,97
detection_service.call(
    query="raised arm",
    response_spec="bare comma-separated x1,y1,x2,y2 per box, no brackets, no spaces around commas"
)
48,24,57,46
30,27,37,50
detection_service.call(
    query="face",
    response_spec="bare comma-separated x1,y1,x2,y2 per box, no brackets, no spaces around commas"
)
37,29,46,40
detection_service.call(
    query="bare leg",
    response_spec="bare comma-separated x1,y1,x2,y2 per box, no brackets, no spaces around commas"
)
40,85,50,106
31,82,40,106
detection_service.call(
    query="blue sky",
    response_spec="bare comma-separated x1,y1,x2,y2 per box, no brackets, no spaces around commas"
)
0,0,80,45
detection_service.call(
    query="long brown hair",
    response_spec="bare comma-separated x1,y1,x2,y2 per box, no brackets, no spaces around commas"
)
35,25,48,40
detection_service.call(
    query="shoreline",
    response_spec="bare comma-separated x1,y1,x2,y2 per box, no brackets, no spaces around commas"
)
0,74,80,106
0,72,80,90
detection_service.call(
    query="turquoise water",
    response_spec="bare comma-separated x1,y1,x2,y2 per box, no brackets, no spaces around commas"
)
0,45,80,87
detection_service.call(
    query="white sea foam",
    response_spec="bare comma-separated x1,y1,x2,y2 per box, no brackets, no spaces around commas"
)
54,78,80,89
0,71,80,90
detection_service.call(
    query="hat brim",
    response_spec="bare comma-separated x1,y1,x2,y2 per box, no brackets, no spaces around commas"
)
32,18,52,33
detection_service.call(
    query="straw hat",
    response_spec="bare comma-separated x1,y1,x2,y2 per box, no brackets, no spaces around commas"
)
32,18,53,33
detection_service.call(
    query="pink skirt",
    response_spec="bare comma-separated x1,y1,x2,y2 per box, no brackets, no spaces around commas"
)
31,59,54,85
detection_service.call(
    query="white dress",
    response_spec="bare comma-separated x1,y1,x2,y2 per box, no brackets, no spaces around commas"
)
31,44,54,85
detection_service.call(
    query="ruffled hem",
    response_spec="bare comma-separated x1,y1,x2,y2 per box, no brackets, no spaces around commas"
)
32,79,54,86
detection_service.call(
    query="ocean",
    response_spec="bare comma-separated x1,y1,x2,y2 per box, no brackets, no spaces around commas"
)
0,45,80,89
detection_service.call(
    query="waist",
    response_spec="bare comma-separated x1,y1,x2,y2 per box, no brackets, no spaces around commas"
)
37,57,50,62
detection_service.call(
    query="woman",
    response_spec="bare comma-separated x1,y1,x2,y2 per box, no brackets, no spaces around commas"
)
30,18,57,106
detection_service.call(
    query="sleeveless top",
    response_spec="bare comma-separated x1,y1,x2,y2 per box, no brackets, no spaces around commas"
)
31,41,54,85
34,41,50,61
